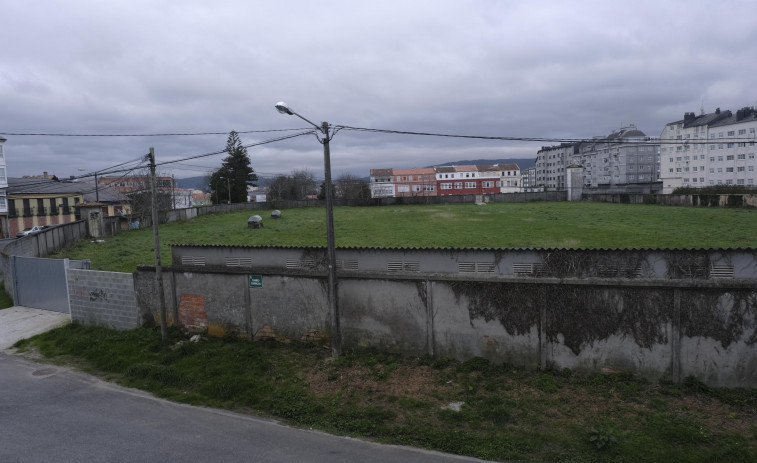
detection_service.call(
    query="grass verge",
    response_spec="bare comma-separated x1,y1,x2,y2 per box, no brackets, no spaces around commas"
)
15,324,757,462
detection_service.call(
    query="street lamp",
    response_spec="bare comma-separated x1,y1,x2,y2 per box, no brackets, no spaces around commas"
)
275,101,340,357
218,176,231,205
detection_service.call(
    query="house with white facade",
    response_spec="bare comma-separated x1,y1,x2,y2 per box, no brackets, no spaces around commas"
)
659,107,757,192
369,169,395,198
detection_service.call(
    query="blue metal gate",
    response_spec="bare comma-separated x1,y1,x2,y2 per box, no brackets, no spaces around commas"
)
12,256,90,313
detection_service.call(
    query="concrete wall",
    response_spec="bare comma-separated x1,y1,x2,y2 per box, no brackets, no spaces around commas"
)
132,245,757,387
67,268,139,330
584,193,757,208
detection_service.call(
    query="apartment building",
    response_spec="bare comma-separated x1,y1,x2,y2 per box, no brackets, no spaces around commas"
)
535,125,660,193
370,163,522,198
659,107,757,192
393,168,436,197
0,137,8,235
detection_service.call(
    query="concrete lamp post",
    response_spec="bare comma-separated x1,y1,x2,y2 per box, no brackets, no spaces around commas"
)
275,101,340,358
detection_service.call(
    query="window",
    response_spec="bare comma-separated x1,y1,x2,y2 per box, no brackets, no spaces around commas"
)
709,168,715,173
727,180,734,185
738,167,745,172
465,182,476,189
750,179,755,185
692,178,698,183
718,156,724,161
718,132,724,138
737,179,745,185
440,183,452,190
709,145,715,150
669,157,674,162
727,155,734,160
738,154,746,159
683,178,689,183
423,184,434,191
727,143,735,148
454,182,462,189
739,129,746,135
726,167,734,172
482,181,494,188
412,185,421,192
718,144,724,149
749,166,755,172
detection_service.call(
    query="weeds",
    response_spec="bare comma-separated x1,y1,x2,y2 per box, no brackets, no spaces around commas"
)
17,324,757,462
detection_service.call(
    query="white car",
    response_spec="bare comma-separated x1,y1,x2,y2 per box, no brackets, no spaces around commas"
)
15,225,49,238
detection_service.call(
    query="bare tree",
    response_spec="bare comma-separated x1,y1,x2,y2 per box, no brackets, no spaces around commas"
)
335,174,370,200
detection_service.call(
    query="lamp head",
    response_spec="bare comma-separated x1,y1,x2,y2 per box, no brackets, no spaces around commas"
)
275,102,294,115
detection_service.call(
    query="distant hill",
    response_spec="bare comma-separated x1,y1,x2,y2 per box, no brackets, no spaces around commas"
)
428,158,535,169
175,176,208,191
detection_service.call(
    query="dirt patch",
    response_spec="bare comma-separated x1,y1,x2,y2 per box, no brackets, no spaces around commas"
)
306,363,446,405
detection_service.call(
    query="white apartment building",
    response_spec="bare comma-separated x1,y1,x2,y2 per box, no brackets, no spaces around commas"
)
0,136,8,236
659,107,757,193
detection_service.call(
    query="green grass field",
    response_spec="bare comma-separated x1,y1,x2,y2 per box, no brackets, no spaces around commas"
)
54,202,757,272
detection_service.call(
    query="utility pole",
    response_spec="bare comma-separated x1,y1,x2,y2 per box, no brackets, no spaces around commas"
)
321,120,341,357
95,172,99,202
149,147,168,343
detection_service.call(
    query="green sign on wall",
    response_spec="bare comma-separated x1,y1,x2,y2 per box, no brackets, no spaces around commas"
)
249,275,263,288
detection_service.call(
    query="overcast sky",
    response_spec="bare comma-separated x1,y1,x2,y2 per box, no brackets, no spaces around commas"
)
2,0,756,184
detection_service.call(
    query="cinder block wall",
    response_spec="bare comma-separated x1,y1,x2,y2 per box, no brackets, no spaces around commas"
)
67,268,139,330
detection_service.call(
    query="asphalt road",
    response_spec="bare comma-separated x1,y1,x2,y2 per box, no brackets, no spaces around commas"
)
0,353,485,463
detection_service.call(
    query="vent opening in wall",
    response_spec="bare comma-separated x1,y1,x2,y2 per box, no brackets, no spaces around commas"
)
513,262,545,276
181,256,206,266
336,260,359,271
597,264,642,278
226,257,253,267
387,261,420,273
286,258,316,269
459,262,496,274
710,266,734,279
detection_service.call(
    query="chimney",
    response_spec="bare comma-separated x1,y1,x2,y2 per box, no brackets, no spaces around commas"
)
43,171,48,179
715,108,721,114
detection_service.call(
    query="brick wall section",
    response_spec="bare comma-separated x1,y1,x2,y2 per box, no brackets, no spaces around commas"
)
178,294,208,331
67,268,139,330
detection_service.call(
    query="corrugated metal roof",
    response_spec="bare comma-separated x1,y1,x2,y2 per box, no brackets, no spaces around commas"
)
170,243,757,252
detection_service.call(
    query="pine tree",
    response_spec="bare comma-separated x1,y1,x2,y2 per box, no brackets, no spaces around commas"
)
210,131,258,203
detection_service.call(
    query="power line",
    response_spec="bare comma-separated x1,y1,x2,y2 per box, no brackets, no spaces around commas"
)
155,131,315,167
0,128,313,137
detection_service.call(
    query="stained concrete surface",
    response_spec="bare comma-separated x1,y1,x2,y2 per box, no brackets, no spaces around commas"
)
0,306,70,349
